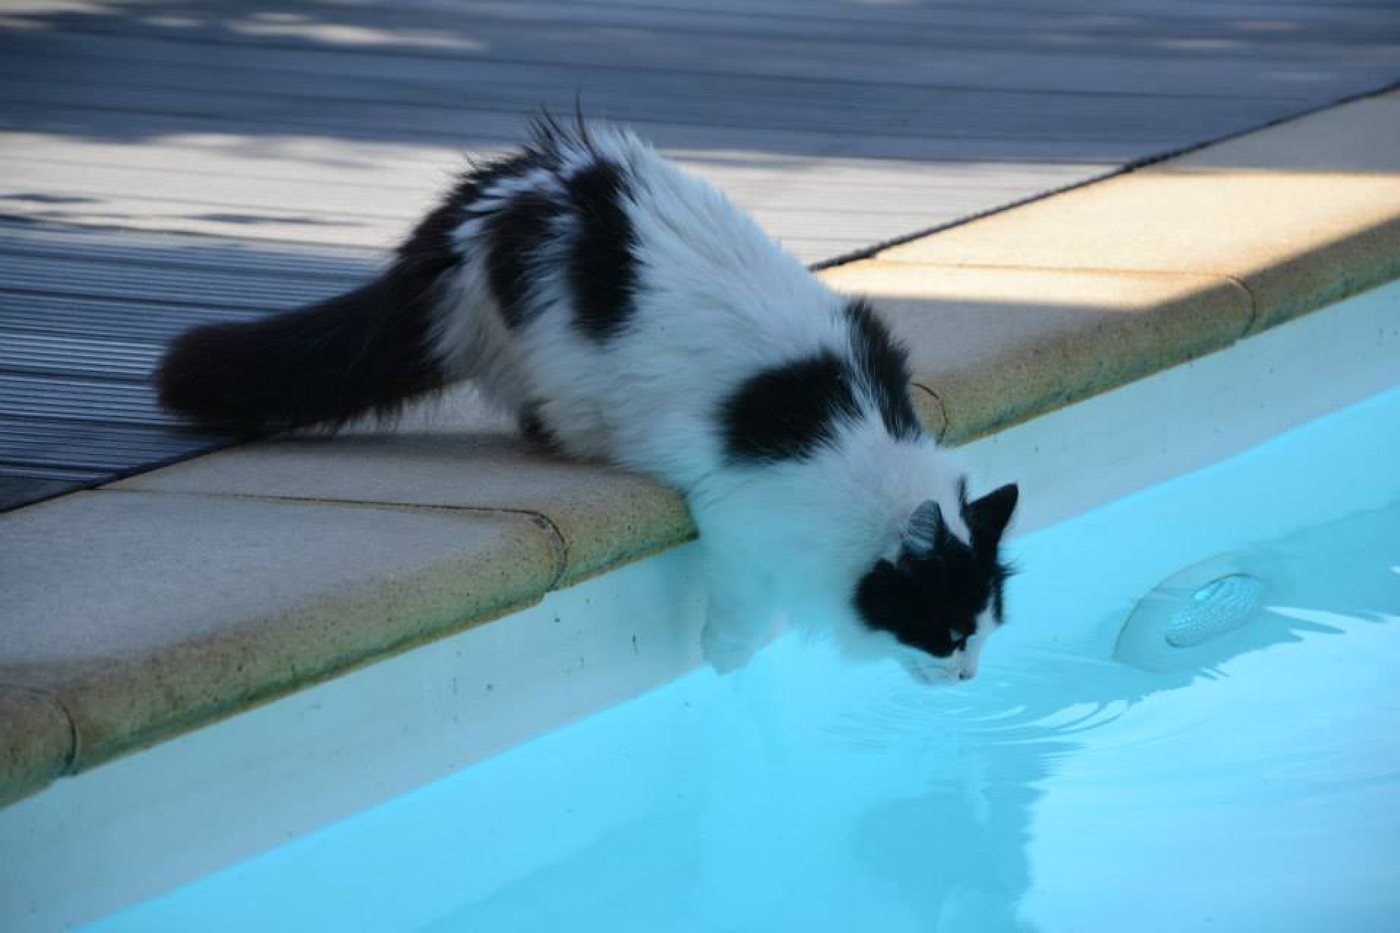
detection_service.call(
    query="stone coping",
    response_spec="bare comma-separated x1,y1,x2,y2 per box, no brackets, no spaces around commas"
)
3,91,1398,806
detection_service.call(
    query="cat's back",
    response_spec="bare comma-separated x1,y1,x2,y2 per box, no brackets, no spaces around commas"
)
502,122,846,359
453,122,876,486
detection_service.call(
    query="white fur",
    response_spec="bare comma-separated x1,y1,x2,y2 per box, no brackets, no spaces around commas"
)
433,126,983,679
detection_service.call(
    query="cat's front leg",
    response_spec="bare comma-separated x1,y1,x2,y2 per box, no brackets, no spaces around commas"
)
700,559,774,675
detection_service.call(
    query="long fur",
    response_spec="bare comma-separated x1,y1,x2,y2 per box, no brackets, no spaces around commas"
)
157,117,1018,682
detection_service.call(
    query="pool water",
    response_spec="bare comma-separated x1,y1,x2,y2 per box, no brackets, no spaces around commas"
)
88,387,1400,933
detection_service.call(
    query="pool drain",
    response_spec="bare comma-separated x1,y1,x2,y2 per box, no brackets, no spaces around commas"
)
1115,554,1269,671
1163,574,1266,647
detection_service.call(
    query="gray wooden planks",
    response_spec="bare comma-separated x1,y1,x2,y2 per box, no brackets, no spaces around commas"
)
1,0,1398,510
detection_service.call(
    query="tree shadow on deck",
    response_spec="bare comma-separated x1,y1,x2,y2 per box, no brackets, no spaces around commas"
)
2,0,1398,161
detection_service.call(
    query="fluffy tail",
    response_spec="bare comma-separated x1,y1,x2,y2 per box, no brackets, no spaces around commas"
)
156,261,452,432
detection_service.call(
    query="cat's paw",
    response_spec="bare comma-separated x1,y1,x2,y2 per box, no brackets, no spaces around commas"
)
701,623,756,675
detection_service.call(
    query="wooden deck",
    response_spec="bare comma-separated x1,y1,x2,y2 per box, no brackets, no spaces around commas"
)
2,0,1398,509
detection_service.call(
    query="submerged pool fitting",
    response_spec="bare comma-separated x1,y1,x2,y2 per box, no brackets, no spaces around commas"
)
1116,555,1271,671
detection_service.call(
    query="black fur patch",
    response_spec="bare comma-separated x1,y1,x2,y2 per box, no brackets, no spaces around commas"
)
854,486,1017,656
964,482,1019,549
720,351,862,464
155,152,543,430
564,161,639,342
517,401,561,451
400,150,545,279
484,190,562,329
156,120,576,432
156,265,447,431
843,298,922,441
854,534,991,658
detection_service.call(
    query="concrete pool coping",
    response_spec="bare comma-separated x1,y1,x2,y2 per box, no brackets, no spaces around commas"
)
3,90,1399,807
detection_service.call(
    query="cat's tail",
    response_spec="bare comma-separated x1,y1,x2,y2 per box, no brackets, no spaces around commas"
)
156,259,454,432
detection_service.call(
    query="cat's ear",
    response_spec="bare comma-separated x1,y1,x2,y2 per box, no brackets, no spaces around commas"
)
966,483,1019,547
902,498,951,557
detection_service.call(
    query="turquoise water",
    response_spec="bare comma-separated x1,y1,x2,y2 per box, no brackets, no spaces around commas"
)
90,388,1400,932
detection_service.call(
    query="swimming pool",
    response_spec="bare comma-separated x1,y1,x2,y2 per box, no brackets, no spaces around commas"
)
72,369,1399,930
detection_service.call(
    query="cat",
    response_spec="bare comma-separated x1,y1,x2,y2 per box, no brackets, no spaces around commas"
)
157,117,1019,685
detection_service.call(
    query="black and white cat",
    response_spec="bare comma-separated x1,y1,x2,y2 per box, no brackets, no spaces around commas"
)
158,118,1019,685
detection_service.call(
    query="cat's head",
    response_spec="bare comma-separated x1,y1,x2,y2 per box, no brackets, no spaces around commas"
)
852,482,1018,685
